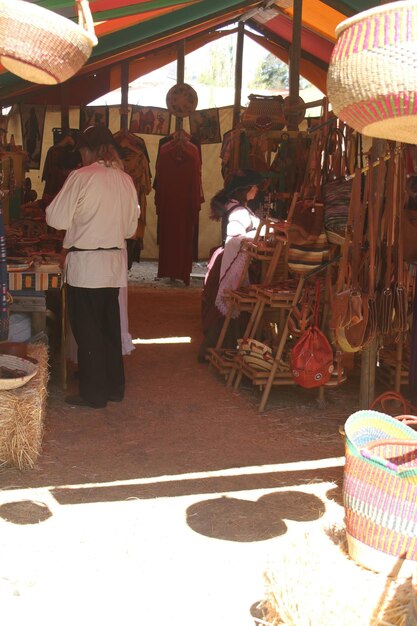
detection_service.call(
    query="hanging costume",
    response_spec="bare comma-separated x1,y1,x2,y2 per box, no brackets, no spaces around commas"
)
114,131,152,266
154,132,203,285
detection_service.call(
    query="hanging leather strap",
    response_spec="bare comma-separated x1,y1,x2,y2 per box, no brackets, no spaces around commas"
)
396,149,405,288
336,166,362,293
351,164,369,293
385,146,396,291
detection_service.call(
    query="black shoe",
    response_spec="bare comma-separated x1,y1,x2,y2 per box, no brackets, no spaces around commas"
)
107,394,123,402
65,395,107,409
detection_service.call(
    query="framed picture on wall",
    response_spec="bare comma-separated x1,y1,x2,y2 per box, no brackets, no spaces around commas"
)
20,104,47,170
79,105,109,131
189,108,221,144
130,105,171,136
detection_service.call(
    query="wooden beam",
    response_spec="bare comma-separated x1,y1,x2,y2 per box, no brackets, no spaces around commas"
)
287,0,302,131
233,21,245,129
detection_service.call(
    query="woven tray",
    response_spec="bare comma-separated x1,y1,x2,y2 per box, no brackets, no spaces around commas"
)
0,354,38,390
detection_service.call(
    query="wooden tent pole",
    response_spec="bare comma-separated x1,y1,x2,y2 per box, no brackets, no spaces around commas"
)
176,40,185,132
287,0,302,131
120,60,129,132
233,21,244,129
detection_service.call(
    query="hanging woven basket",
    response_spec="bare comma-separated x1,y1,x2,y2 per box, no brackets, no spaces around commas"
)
327,0,417,143
0,0,98,85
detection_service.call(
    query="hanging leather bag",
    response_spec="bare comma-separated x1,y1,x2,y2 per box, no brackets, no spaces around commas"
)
336,167,370,352
290,281,334,388
330,167,363,335
241,94,286,131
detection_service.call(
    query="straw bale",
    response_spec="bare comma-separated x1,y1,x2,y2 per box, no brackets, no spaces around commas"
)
0,343,48,470
262,525,416,626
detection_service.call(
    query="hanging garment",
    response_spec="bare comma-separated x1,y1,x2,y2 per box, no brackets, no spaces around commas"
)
154,134,202,285
114,131,152,264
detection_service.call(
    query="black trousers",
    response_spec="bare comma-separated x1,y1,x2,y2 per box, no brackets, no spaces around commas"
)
67,285,125,405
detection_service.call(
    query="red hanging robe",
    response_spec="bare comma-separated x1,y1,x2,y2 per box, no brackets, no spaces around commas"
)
155,138,202,285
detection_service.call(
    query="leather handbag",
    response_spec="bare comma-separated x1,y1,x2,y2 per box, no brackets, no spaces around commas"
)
290,281,334,388
241,94,285,131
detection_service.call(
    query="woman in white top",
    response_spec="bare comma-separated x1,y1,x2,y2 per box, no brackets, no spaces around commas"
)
46,126,139,408
198,169,263,361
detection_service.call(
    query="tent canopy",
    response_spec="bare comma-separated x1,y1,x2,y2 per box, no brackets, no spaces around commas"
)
0,0,382,106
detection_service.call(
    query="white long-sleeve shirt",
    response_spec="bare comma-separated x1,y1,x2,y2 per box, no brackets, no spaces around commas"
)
225,199,260,241
46,161,139,288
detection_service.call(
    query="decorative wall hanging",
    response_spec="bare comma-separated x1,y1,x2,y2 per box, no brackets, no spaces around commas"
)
130,106,171,136
189,108,221,144
79,106,109,131
166,83,198,118
0,0,98,85
20,104,46,170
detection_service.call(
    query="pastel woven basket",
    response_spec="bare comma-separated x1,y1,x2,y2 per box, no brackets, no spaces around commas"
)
343,410,417,575
327,1,417,143
0,0,97,85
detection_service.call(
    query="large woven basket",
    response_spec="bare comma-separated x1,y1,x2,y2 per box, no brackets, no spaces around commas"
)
343,409,417,576
327,1,417,143
0,0,98,85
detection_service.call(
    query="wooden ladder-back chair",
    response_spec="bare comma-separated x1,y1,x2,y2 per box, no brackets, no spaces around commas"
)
207,210,293,378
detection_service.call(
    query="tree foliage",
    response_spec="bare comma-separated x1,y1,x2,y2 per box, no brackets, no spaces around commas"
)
251,53,308,90
197,40,235,87
256,53,289,88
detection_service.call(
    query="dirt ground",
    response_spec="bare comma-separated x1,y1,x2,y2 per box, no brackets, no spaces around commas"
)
0,266,360,626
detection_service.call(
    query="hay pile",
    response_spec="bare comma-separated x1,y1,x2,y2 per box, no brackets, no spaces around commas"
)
0,343,48,469
262,526,416,626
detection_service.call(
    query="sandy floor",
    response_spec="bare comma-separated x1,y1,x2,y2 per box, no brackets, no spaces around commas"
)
0,283,357,626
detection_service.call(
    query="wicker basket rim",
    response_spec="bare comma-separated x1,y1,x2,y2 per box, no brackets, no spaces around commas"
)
335,0,417,39
0,354,37,378
345,409,417,444
0,0,98,47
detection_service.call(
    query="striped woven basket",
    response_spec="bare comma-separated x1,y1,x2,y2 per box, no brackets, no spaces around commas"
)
0,0,97,85
327,1,417,143
343,409,417,576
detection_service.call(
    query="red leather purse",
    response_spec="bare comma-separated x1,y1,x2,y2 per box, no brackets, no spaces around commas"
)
290,281,334,388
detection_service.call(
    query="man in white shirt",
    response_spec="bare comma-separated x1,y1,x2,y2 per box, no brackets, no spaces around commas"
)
46,125,139,408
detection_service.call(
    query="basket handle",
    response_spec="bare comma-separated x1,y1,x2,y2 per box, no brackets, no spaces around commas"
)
360,438,417,472
76,0,98,46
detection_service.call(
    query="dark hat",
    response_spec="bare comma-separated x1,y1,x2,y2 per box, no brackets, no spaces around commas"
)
224,169,263,196
76,125,117,151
